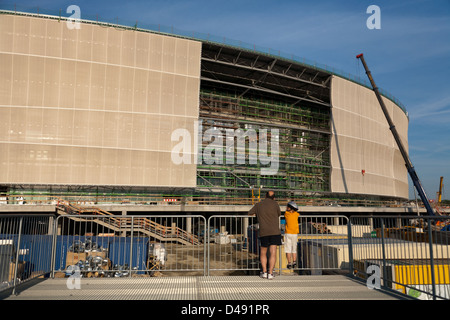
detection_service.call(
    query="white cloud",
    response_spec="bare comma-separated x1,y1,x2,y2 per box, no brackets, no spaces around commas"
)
409,94,450,123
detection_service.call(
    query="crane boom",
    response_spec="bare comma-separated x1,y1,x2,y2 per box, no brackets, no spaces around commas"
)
356,53,435,216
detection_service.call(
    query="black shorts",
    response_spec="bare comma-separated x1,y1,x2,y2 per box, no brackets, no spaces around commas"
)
259,234,282,247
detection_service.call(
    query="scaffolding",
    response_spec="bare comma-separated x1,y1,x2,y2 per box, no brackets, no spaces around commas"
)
197,89,331,195
200,89,330,131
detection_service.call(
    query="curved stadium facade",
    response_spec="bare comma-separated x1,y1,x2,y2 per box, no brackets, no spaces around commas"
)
0,12,409,201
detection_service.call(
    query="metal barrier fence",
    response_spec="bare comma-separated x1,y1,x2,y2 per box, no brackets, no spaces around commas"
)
206,215,349,276
51,215,207,278
2,212,449,300
348,216,450,300
206,215,258,276
295,215,350,274
0,215,54,295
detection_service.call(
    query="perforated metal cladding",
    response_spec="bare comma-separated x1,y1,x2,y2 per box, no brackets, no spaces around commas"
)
330,76,409,198
0,14,201,187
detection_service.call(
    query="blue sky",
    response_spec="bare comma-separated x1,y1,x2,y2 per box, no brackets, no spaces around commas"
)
3,0,450,200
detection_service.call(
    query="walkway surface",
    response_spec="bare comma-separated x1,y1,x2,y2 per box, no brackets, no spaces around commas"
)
1,274,409,300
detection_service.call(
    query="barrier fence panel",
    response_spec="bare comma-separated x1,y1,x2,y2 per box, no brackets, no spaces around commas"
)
52,215,207,278
295,215,350,275
4,212,448,300
206,215,260,276
206,215,350,276
349,215,450,300
0,215,54,294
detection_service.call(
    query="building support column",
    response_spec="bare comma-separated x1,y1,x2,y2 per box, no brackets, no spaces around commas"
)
122,210,127,237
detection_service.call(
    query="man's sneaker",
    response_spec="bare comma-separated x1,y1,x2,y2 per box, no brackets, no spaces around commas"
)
259,272,267,279
287,263,292,269
267,273,275,280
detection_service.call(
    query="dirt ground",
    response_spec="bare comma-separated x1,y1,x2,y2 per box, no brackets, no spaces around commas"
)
152,242,260,276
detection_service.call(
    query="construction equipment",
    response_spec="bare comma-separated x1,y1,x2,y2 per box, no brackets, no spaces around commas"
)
437,176,444,204
147,243,166,276
356,53,435,217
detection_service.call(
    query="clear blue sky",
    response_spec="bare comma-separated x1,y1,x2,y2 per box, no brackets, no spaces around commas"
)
3,0,450,200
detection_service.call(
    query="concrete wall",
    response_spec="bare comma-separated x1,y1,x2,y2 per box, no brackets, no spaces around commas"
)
0,14,201,187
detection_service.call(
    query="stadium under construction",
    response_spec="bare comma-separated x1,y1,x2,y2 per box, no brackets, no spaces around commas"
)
0,9,416,211
1,8,450,303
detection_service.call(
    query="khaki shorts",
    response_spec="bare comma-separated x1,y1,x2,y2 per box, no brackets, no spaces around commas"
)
284,233,298,253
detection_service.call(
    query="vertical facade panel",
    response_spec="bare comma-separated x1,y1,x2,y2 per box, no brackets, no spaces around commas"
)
330,76,408,198
0,14,201,188
0,15,14,53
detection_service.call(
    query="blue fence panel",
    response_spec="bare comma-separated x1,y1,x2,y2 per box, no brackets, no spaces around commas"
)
0,234,53,280
108,237,149,273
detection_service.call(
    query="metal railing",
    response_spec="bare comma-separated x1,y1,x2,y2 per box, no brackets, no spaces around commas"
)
0,193,426,209
205,215,349,276
0,215,54,295
51,215,207,279
348,215,450,300
295,215,350,274
206,215,258,276
1,211,449,300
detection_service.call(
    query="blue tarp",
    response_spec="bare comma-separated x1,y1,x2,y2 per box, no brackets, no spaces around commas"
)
1,234,151,274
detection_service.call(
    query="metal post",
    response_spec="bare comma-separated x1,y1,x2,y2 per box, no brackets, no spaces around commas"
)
50,216,58,278
278,241,282,275
380,218,387,289
186,216,192,234
207,216,211,276
427,217,437,299
203,218,207,276
12,217,23,296
278,216,282,275
347,219,354,276
129,217,134,278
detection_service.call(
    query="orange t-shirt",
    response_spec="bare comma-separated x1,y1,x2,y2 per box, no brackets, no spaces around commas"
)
284,211,299,234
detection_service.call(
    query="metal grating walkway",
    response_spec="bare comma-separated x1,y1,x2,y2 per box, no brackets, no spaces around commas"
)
1,275,409,300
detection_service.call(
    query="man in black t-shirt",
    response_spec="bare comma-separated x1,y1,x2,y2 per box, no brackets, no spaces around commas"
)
248,190,281,280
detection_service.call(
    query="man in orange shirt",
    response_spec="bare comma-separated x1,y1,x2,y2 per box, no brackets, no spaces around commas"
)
284,201,299,269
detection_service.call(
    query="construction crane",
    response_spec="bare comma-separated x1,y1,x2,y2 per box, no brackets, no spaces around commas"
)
437,176,444,204
356,53,435,217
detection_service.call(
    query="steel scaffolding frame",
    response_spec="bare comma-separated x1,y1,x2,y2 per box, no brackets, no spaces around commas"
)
197,88,331,195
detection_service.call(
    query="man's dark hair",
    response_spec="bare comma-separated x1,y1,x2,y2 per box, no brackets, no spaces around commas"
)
265,191,275,199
